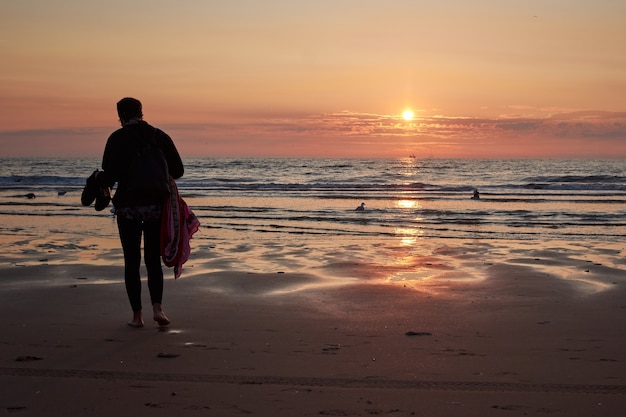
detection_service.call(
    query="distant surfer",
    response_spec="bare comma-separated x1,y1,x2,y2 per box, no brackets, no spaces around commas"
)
471,189,480,200
355,202,366,211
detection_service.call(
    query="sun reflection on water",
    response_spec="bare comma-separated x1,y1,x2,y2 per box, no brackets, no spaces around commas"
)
396,228,422,247
396,199,418,209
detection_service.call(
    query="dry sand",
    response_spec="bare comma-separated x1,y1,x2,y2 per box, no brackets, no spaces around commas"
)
1,236,625,416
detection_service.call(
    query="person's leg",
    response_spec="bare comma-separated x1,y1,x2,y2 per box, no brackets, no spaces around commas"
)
143,217,170,326
117,216,144,327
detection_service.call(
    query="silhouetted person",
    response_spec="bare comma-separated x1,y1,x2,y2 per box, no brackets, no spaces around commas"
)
99,97,184,328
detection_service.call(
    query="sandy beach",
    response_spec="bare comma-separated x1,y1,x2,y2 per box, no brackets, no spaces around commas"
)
1,228,625,416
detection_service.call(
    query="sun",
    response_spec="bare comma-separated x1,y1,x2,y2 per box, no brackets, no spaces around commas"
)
402,109,414,121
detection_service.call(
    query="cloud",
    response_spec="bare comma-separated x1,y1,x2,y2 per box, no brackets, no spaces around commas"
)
0,126,111,157
212,110,626,142
208,110,626,157
1,110,625,158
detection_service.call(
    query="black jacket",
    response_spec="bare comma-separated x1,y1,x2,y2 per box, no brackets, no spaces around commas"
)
101,121,184,208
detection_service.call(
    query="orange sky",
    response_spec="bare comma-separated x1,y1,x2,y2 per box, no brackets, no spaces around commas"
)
1,1,625,158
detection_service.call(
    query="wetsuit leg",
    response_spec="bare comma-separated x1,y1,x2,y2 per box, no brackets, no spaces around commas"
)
143,217,164,305
117,216,143,312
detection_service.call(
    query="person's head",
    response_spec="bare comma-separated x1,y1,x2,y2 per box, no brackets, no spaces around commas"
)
117,97,143,125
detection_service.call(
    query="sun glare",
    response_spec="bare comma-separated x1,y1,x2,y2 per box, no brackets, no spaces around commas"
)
402,109,414,121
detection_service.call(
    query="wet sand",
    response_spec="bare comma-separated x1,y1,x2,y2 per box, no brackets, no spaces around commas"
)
1,232,625,416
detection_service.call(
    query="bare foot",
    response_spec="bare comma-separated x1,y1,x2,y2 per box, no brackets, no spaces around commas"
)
128,311,144,328
153,304,170,326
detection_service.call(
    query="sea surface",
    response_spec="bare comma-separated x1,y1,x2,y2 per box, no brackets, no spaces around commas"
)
1,157,624,240
1,157,625,283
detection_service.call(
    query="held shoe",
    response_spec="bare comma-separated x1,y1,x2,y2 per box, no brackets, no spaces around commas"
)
82,170,112,211
81,170,100,206
95,185,112,211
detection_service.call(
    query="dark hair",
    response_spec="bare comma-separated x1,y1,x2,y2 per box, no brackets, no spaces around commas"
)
116,97,143,121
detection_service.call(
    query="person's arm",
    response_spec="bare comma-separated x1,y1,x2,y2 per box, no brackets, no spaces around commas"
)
100,133,124,187
158,130,184,179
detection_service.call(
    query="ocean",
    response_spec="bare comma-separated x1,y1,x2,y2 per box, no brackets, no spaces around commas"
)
1,157,625,286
